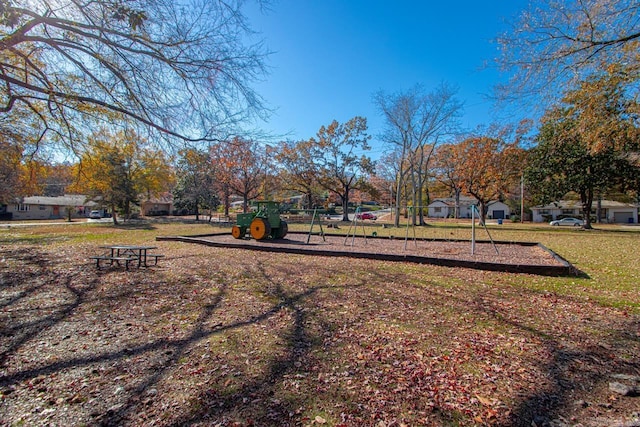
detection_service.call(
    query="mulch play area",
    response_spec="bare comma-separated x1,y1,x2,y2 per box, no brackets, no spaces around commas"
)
157,231,579,277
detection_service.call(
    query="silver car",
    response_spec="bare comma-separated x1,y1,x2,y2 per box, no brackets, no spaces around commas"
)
549,217,583,227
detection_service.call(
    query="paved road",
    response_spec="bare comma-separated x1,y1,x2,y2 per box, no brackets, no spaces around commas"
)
0,218,111,228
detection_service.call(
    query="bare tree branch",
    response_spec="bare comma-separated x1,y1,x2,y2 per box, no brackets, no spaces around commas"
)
0,0,269,154
497,0,640,108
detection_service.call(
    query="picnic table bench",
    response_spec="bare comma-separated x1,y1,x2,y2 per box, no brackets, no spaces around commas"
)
145,253,165,265
89,255,138,270
90,245,164,269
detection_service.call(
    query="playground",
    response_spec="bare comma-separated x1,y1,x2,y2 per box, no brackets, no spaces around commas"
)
157,230,577,276
165,202,575,276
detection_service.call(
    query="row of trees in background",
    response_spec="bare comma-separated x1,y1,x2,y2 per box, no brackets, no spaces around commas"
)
3,80,637,228
174,117,374,222
373,83,534,227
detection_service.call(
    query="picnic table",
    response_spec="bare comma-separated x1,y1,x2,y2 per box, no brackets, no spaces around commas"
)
90,245,164,269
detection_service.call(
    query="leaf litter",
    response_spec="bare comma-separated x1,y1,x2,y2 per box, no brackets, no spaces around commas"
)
0,234,638,426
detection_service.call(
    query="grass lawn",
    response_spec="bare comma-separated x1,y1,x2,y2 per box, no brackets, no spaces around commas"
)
0,219,639,426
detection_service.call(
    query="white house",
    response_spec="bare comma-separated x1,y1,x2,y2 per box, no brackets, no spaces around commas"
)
3,195,98,221
531,200,638,224
427,197,511,220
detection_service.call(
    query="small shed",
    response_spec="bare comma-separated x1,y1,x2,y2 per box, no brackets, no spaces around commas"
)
141,195,173,216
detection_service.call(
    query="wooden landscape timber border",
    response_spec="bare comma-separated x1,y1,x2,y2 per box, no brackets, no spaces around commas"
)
156,232,581,277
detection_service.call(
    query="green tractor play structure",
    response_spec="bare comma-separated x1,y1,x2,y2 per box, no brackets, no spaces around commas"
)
231,200,288,240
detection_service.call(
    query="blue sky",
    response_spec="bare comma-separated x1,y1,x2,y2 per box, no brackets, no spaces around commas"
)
246,1,529,158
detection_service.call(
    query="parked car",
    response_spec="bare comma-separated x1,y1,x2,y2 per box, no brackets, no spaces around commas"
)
356,212,377,220
549,217,583,227
89,210,102,219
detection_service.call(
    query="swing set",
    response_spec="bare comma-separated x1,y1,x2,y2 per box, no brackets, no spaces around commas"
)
305,204,498,255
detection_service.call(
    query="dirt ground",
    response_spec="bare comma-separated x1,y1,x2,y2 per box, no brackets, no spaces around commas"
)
169,231,575,277
194,232,566,266
1,234,639,426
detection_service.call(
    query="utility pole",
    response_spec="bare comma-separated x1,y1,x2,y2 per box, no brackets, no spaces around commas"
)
520,175,524,223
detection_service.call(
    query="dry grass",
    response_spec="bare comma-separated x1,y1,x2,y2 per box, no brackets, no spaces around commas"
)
0,220,639,426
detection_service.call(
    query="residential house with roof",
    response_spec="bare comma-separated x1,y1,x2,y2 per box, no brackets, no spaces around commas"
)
3,195,99,221
140,194,173,216
427,196,511,220
531,200,638,224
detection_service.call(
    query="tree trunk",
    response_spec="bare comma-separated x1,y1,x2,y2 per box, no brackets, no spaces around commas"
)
416,178,425,226
341,189,350,222
394,180,402,227
111,204,119,225
478,200,487,226
580,188,593,229
306,191,313,210
410,166,417,226
242,195,249,213
223,186,230,217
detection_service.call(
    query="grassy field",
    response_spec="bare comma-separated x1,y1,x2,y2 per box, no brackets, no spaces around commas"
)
0,219,639,426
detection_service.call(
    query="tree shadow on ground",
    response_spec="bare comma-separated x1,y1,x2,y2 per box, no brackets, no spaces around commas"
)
95,259,341,426
473,292,640,427
1,245,637,426
0,247,102,369
0,251,340,426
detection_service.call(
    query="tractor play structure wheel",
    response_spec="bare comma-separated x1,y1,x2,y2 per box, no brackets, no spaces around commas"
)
250,217,271,240
278,220,288,239
231,225,245,239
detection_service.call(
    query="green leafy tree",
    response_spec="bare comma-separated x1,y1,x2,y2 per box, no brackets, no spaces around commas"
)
172,148,218,221
314,117,374,221
525,68,640,228
525,117,622,229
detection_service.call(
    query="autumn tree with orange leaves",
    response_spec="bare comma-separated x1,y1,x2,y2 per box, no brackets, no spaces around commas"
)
274,139,323,210
451,129,526,225
432,143,465,219
211,138,270,214
70,128,173,224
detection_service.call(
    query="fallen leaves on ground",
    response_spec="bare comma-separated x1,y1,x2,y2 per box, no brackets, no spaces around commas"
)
0,230,639,426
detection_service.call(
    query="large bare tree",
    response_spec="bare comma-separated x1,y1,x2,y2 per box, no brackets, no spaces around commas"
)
0,0,268,154
374,83,462,226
